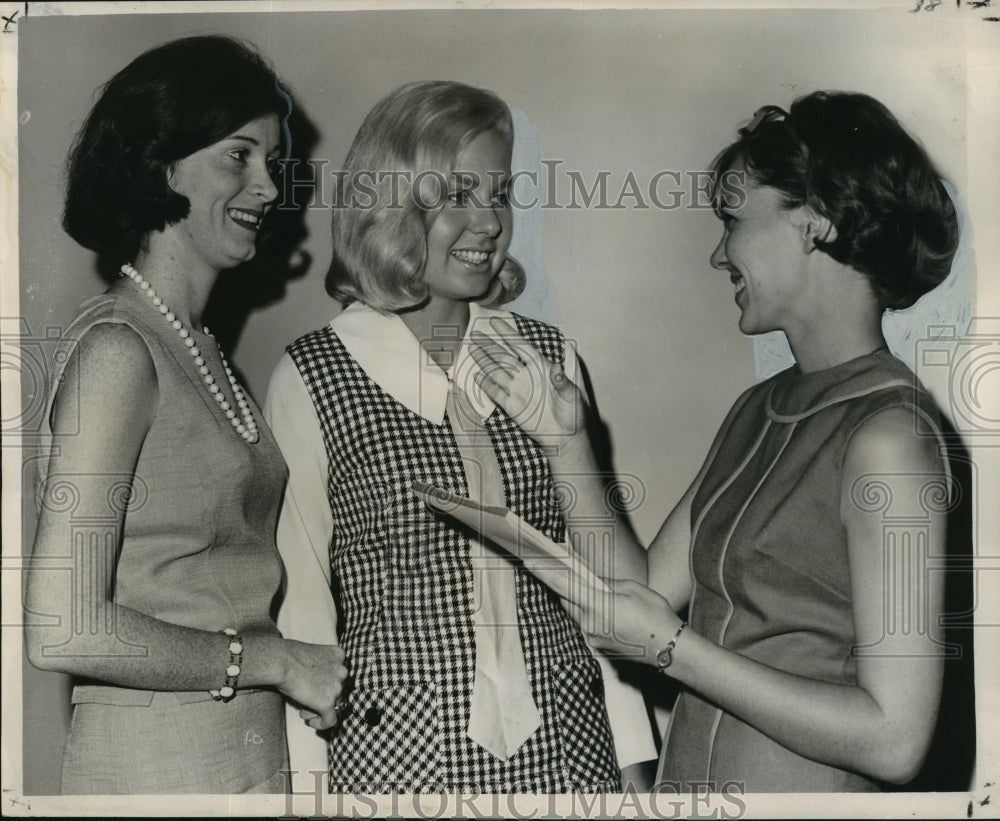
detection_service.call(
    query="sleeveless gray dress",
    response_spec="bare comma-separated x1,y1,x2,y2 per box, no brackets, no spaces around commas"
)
39,287,289,794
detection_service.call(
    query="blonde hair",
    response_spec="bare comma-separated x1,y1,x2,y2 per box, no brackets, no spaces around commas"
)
326,80,523,311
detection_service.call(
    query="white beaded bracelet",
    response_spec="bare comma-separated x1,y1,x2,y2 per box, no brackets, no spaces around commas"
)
209,628,243,702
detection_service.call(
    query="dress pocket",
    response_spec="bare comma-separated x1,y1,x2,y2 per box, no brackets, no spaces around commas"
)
330,682,442,793
70,685,156,707
552,658,619,788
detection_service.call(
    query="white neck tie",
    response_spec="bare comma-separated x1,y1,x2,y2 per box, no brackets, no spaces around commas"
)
445,382,542,760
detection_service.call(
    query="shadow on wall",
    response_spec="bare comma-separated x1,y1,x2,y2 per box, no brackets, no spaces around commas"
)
895,419,977,792
575,354,683,753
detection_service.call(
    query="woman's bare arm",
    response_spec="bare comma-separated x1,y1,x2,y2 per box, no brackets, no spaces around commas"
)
24,323,347,728
568,406,947,784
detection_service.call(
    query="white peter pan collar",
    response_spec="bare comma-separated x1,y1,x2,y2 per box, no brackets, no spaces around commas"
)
330,301,514,425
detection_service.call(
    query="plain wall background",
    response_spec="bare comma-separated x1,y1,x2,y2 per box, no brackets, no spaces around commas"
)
10,5,986,800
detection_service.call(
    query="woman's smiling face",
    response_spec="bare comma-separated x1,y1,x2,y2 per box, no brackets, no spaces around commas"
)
709,170,811,336
165,114,281,274
422,129,513,305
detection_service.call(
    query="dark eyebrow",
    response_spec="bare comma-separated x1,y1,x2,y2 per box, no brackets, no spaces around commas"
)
226,134,282,156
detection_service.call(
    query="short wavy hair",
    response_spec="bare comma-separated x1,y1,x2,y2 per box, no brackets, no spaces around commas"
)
63,35,290,259
710,91,958,310
327,80,523,312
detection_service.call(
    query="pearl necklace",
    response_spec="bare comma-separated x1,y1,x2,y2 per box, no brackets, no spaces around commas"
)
119,263,259,443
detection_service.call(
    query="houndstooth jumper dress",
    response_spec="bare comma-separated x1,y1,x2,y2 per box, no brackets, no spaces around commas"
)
287,313,620,794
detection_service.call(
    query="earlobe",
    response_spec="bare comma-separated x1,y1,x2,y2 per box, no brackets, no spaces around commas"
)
812,212,837,247
791,206,837,252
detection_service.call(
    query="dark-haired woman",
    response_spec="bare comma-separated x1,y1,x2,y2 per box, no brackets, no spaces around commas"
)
472,91,959,792
24,35,348,794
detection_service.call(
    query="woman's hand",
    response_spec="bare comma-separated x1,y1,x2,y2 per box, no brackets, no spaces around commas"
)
274,639,350,730
586,578,684,666
470,317,584,447
524,559,683,667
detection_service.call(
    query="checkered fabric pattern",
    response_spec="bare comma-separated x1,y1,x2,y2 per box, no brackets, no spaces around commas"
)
289,314,619,794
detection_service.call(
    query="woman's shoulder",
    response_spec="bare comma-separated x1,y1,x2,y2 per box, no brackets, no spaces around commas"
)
68,322,157,390
510,311,566,363
833,355,948,484
846,384,945,457
61,288,159,338
53,290,158,365
45,308,157,441
61,291,121,328
506,310,561,337
59,291,155,368
854,353,944,430
842,402,947,499
285,321,343,363
289,304,381,357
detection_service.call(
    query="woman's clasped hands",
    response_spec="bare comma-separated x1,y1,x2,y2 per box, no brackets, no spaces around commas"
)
264,636,350,731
